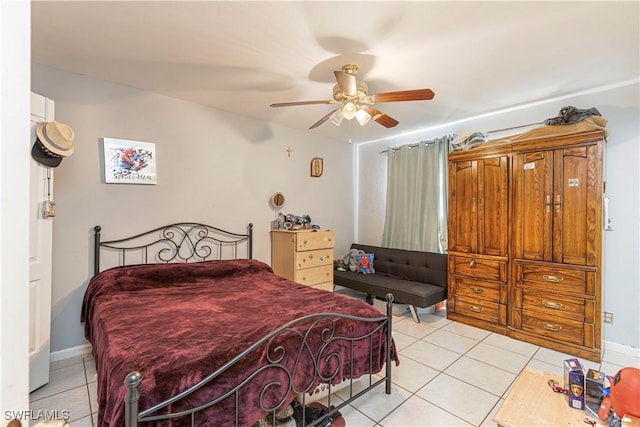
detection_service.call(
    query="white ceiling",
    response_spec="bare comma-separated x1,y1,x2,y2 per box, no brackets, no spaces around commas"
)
31,1,639,144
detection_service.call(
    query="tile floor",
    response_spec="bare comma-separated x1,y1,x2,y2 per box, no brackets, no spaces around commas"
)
30,288,640,427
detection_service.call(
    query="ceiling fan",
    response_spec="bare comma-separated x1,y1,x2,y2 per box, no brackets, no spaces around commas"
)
270,64,435,130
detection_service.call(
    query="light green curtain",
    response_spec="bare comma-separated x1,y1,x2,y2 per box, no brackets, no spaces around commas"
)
381,136,451,252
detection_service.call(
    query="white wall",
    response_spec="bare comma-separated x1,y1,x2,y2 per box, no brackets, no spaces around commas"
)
31,64,355,352
0,0,31,415
356,82,640,351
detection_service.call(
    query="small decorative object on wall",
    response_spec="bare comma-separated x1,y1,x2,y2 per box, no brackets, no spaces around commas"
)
103,138,157,184
310,157,323,177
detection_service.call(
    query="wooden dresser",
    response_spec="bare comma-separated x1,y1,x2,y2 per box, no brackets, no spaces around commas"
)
270,229,335,292
447,130,605,362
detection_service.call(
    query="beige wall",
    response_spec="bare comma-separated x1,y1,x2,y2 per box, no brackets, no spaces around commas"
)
32,64,355,352
356,82,640,350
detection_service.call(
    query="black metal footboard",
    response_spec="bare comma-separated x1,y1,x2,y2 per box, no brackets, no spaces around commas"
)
123,294,395,427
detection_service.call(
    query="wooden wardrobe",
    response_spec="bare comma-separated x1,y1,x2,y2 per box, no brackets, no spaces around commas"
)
447,130,605,362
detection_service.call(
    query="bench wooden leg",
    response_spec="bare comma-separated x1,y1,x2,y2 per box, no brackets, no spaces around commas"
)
409,305,420,323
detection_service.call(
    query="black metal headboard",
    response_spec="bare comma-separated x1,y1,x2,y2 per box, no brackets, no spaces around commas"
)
94,222,253,275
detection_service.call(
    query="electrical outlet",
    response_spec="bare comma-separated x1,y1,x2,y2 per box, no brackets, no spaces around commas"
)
604,312,613,323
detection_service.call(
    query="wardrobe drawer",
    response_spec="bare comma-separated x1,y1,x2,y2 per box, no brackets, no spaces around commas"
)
522,290,585,322
450,255,507,282
516,263,591,296
296,250,333,270
454,295,501,324
294,265,333,286
521,311,585,346
295,230,335,251
453,277,502,303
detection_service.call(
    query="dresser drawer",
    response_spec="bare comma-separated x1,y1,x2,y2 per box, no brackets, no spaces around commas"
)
522,290,585,322
295,230,335,251
452,277,502,303
450,255,507,282
296,249,333,270
521,311,584,346
516,263,592,296
294,265,333,286
454,294,501,324
311,282,334,292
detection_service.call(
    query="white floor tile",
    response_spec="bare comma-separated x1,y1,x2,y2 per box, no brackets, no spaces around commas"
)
69,415,93,427
390,355,439,392
392,319,439,340
391,330,418,351
84,359,97,383
600,361,625,377
30,363,87,402
29,385,91,423
480,398,504,427
400,340,462,371
422,329,480,354
380,395,472,427
481,332,539,357
465,342,531,374
603,349,640,368
526,358,564,377
416,373,500,426
87,380,98,416
532,347,599,373
444,356,517,397
50,355,84,372
415,311,451,328
441,322,491,341
347,383,412,423
338,404,377,427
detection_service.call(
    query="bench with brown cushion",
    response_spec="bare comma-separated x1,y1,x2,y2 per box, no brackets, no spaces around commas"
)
333,244,447,322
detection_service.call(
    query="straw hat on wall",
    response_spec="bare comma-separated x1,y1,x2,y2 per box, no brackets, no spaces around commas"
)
31,121,75,167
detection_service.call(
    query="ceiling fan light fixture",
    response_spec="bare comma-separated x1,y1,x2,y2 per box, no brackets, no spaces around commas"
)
356,108,371,126
342,102,357,120
330,109,344,126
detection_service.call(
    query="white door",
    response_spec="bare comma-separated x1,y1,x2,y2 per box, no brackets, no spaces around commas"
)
29,92,55,392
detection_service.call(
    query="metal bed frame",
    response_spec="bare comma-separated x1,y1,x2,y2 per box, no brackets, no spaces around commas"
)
92,222,394,426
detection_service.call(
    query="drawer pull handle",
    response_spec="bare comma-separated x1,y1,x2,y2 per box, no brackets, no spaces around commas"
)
319,256,324,261
542,323,562,332
470,287,484,294
542,300,564,309
469,305,484,313
543,274,564,283
469,257,477,268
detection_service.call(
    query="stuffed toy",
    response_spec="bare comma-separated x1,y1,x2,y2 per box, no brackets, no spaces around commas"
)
356,253,375,275
342,249,364,272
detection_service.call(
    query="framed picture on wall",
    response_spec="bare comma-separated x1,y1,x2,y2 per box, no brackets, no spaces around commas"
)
103,138,157,184
310,157,323,177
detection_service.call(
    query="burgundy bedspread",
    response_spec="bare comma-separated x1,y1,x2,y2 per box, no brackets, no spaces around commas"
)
81,259,396,426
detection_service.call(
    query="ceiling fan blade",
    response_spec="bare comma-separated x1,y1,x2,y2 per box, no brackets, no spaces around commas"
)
371,89,435,103
309,108,341,129
361,106,399,128
270,100,332,107
334,70,357,96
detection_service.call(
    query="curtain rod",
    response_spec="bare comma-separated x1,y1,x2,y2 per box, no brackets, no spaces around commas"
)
379,120,544,154
379,140,436,154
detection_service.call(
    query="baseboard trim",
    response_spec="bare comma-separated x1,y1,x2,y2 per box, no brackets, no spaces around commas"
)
49,344,92,362
604,340,640,358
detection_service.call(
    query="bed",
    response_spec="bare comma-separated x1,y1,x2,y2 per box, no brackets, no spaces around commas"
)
82,222,397,426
